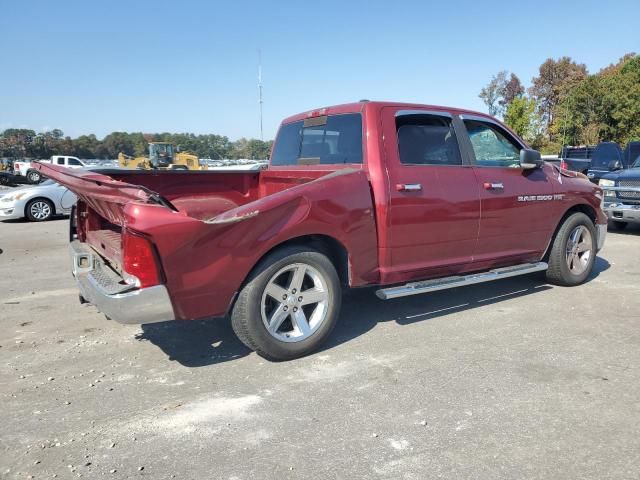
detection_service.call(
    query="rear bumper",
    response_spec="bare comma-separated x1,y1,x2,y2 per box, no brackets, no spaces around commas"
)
70,240,175,325
603,202,640,225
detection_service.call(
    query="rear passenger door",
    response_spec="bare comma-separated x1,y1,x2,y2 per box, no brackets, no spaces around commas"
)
459,116,554,267
382,108,480,282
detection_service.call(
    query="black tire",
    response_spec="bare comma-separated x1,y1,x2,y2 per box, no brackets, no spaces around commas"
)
231,246,342,361
546,212,597,286
27,169,42,184
608,220,627,231
25,198,54,222
0,175,9,186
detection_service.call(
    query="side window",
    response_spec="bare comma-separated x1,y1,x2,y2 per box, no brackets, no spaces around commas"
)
396,115,462,166
68,159,82,166
56,158,64,165
464,120,521,168
271,113,363,165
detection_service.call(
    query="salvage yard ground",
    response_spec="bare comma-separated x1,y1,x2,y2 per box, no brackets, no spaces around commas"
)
1,218,639,479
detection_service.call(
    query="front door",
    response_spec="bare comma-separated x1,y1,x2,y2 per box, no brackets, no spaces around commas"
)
459,117,554,268
382,107,481,283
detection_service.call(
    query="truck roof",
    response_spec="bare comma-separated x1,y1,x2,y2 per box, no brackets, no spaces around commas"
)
280,100,496,125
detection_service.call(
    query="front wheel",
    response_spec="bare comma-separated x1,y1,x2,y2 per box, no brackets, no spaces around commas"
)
231,246,341,361
25,198,54,222
546,212,596,286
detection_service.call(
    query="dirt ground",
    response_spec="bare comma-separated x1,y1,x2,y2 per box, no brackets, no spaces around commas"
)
1,216,639,479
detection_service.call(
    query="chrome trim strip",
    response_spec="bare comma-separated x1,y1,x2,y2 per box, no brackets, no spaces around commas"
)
395,109,452,118
376,262,548,300
601,185,640,193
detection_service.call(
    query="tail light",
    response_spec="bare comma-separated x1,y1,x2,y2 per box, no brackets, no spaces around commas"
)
122,230,162,288
559,159,568,170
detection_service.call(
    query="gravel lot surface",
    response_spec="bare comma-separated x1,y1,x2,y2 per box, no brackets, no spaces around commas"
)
1,217,639,479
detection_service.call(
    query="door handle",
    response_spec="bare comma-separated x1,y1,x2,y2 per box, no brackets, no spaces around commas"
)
396,183,422,192
483,182,504,190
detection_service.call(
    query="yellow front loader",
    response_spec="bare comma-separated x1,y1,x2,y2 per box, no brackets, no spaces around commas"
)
118,142,207,170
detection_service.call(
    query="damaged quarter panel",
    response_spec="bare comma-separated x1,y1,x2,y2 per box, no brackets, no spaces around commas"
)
124,168,379,320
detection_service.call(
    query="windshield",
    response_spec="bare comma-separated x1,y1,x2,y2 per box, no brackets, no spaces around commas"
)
150,143,174,158
632,156,640,169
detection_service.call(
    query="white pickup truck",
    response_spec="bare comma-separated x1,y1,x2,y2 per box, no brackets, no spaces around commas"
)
14,156,87,183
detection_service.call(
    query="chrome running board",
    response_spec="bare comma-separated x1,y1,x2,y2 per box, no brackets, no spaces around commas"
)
376,262,548,300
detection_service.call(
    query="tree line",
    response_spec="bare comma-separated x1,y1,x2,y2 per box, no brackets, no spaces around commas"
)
0,129,273,161
479,53,640,154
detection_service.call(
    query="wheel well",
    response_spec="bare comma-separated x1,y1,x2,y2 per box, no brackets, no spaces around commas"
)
543,204,597,260
252,235,349,286
24,197,55,216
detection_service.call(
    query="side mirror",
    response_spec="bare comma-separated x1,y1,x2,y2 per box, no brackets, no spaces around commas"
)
608,160,623,171
520,149,543,169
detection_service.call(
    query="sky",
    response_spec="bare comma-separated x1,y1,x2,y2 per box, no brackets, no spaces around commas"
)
1,0,639,141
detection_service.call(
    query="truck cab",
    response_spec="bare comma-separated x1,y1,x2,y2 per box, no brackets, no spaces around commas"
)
49,155,86,168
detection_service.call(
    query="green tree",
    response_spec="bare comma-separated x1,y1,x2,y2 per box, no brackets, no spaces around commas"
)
529,57,588,137
504,97,538,142
554,54,640,146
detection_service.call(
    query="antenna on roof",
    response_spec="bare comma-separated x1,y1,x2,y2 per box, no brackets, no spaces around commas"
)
258,49,264,141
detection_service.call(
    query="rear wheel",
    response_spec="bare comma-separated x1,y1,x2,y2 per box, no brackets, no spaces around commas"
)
609,220,627,231
0,175,9,186
25,198,54,222
231,246,341,361
546,212,596,286
27,169,42,184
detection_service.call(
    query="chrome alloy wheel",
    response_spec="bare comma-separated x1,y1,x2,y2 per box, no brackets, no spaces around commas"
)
261,262,329,342
30,201,52,220
565,225,593,275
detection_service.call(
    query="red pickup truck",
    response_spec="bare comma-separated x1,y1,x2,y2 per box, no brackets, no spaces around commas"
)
39,101,607,360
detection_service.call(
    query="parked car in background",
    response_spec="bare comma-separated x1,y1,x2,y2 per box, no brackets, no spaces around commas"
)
40,101,606,360
0,179,77,222
0,171,41,187
599,155,640,230
14,155,88,184
587,142,624,183
555,145,595,173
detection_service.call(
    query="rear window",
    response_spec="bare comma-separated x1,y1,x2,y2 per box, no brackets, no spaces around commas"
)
271,113,363,166
591,143,622,168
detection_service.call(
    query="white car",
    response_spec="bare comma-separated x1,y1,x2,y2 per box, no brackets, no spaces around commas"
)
0,180,77,222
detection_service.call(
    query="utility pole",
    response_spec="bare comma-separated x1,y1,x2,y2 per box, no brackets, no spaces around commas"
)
258,49,264,141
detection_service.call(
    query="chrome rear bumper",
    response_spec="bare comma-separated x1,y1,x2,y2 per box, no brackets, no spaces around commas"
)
70,240,175,325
